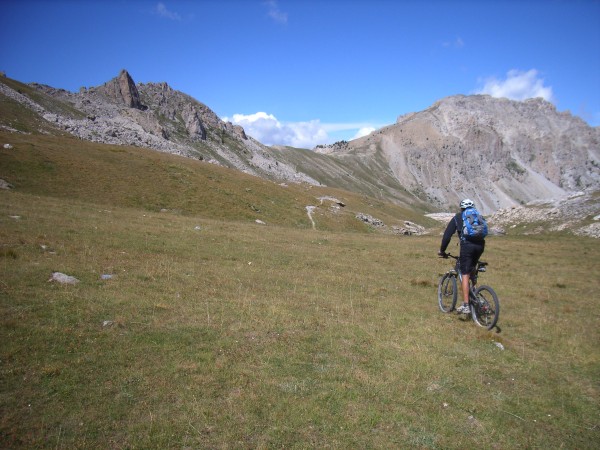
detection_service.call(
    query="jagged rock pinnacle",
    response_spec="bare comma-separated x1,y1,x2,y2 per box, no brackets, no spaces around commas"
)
97,69,143,109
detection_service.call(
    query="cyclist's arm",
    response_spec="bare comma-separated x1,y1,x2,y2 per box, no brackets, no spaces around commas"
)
440,215,458,253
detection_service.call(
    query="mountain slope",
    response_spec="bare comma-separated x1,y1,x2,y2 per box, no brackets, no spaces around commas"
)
1,71,598,223
322,95,599,213
0,70,318,185
0,128,438,233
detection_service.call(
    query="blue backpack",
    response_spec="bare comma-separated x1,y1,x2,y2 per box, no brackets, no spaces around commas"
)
460,207,488,241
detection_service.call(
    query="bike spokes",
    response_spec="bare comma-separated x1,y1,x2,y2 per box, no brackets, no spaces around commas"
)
472,286,499,330
438,273,457,313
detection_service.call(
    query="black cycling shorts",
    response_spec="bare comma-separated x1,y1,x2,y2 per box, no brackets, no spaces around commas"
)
460,239,485,275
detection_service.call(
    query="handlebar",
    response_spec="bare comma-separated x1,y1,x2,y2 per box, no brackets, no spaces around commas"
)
439,253,458,260
439,252,488,268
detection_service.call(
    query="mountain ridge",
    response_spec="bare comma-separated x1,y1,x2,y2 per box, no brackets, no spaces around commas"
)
316,94,599,213
1,70,598,234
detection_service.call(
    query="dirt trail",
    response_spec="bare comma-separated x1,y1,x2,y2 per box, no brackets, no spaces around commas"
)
305,206,316,230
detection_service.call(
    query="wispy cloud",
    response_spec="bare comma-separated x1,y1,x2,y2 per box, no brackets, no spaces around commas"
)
263,0,288,24
155,2,182,21
442,37,464,49
475,69,554,102
223,112,381,148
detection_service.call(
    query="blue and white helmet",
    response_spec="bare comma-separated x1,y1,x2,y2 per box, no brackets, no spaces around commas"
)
460,198,475,209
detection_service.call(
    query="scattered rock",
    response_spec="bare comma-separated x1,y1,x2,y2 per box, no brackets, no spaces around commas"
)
40,244,56,254
48,272,80,284
255,219,266,225
356,213,384,227
392,221,426,236
490,226,506,236
489,190,600,238
574,222,600,238
0,179,14,190
357,213,428,235
318,196,346,207
3,143,13,149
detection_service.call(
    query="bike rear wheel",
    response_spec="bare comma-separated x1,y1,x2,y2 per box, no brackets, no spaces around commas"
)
438,273,457,313
471,285,500,330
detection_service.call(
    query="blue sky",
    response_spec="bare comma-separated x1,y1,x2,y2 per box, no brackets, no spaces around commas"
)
1,0,599,148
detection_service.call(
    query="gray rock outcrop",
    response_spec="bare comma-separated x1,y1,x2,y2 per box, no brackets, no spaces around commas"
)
488,190,600,237
96,69,143,109
1,70,318,185
328,95,599,214
1,71,597,236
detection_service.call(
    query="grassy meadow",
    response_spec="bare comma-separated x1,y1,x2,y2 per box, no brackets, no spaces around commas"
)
1,133,599,448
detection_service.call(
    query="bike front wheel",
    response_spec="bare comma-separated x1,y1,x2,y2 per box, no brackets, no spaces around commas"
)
438,273,457,313
471,285,500,330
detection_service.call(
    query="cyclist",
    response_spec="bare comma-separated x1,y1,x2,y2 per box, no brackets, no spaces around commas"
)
438,199,485,314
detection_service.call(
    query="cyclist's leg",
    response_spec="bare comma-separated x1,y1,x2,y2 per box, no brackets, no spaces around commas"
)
471,241,485,288
459,241,484,304
461,272,471,303
458,244,472,310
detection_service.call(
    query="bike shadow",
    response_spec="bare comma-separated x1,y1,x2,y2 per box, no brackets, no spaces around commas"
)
457,315,502,333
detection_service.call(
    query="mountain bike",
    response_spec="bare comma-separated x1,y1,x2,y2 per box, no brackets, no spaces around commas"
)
437,254,499,330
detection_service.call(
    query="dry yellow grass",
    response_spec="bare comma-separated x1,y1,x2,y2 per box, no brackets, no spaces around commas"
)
0,125,598,448
1,189,598,448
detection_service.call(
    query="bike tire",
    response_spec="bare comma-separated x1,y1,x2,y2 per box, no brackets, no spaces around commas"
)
471,285,500,330
438,273,457,313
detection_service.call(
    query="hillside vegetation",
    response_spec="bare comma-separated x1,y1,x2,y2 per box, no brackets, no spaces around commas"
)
3,71,598,217
1,132,599,448
0,130,434,232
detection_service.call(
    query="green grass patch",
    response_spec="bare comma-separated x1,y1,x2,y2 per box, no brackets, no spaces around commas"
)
0,125,597,448
1,190,598,448
0,131,438,232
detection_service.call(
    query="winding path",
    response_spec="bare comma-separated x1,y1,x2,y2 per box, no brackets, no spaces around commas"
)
305,206,316,230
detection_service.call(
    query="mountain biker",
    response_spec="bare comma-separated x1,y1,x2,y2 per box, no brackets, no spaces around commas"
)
438,199,486,314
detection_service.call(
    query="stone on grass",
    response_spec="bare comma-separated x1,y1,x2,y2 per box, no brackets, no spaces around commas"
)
0,179,14,190
48,272,80,284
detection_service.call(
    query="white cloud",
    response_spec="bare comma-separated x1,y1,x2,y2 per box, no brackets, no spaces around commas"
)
224,112,326,148
263,0,288,24
223,112,382,148
155,2,182,21
475,69,554,102
352,127,376,140
320,122,379,133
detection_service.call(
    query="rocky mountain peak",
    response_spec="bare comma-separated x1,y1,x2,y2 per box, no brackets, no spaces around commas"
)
0,70,318,185
96,69,144,110
1,70,597,236
343,94,599,213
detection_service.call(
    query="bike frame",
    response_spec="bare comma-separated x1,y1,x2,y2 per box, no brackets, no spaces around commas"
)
438,253,499,330
447,254,485,305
